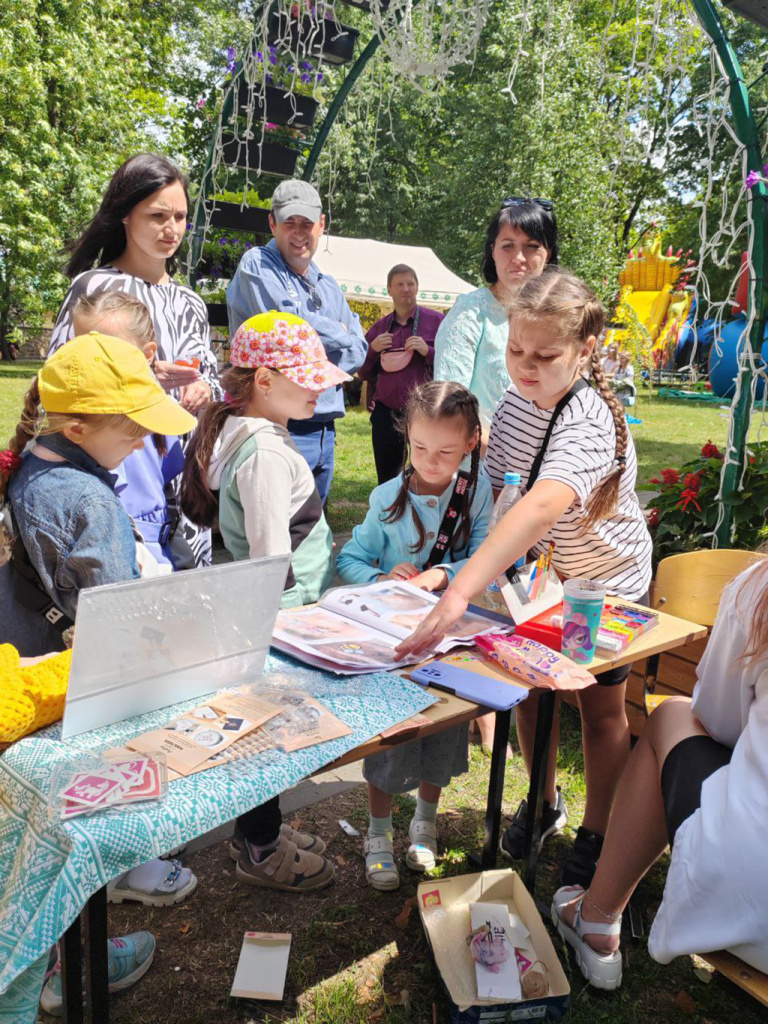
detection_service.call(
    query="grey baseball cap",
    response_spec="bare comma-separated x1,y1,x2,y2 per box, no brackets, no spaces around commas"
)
270,180,323,223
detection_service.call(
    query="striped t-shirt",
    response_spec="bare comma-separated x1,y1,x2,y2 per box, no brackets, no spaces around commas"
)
486,382,652,601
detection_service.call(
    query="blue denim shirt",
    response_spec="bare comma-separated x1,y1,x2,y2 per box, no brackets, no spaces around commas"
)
226,239,368,422
336,470,494,585
0,434,139,655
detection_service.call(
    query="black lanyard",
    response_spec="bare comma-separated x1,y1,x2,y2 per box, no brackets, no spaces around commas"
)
389,306,421,343
526,379,589,490
422,470,471,569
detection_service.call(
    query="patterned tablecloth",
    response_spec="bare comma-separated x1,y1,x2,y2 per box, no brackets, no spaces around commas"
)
0,654,436,1021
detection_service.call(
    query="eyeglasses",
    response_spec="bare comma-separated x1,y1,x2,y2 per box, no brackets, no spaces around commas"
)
502,196,555,213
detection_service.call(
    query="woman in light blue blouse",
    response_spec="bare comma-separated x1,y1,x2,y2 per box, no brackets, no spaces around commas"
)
434,198,559,438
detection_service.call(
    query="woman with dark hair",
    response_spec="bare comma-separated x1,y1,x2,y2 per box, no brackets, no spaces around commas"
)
49,153,222,566
434,198,558,437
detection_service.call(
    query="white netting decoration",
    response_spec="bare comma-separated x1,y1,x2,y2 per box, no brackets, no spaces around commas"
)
368,0,493,93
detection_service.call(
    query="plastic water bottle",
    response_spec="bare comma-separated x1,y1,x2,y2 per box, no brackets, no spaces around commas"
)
484,472,523,612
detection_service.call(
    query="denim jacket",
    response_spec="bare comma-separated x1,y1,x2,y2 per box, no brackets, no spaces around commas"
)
336,470,494,585
0,434,139,655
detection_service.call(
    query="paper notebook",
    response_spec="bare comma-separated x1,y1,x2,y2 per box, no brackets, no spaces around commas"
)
230,932,291,1001
271,580,512,674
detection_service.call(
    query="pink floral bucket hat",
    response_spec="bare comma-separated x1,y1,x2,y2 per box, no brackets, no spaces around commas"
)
230,311,352,391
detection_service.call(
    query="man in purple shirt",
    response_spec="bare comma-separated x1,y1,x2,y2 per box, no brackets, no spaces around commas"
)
359,264,444,484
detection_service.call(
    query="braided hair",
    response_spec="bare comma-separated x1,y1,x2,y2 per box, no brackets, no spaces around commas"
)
506,268,628,530
382,381,482,555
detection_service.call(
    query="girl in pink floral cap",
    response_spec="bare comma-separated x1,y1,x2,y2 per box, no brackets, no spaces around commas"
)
180,310,349,894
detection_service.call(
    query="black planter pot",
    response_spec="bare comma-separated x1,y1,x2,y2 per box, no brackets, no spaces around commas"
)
238,82,318,129
221,137,300,178
269,12,359,65
208,201,271,235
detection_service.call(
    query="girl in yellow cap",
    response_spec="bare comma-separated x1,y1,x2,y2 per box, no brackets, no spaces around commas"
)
0,333,196,657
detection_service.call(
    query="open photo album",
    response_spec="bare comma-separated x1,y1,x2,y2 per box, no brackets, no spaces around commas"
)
271,580,512,674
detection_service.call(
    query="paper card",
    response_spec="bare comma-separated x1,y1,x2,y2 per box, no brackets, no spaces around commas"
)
380,713,432,740
469,902,522,1001
126,692,283,774
61,773,123,807
257,692,352,752
230,932,291,1001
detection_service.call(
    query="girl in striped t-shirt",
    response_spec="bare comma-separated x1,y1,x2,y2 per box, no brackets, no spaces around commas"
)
395,268,652,889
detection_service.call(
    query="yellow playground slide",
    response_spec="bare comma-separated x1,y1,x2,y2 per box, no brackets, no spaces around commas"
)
606,235,693,361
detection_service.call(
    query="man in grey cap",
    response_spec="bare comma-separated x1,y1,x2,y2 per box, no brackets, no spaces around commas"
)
227,180,368,503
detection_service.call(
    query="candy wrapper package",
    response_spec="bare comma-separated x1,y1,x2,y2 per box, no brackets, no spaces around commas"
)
49,752,168,820
475,634,594,691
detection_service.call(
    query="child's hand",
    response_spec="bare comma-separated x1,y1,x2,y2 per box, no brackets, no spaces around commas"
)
179,380,212,414
384,562,420,581
394,586,469,659
408,568,449,592
154,360,202,390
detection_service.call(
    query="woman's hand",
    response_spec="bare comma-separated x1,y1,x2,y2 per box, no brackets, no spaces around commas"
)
394,586,469,660
382,561,420,581
178,380,212,414
154,360,202,391
408,567,449,592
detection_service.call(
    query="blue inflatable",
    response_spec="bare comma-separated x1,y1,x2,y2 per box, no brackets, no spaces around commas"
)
709,314,768,399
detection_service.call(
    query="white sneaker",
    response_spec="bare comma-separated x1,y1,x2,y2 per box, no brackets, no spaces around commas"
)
405,817,437,873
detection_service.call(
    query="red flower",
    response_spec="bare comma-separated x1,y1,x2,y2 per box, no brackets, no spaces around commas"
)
650,476,660,485
648,507,660,528
683,472,702,491
660,467,680,486
677,488,702,512
701,440,722,460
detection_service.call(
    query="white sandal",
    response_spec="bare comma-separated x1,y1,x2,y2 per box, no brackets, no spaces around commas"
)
405,818,437,873
551,886,622,990
365,833,400,891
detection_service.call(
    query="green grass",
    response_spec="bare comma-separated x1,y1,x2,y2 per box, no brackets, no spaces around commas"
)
0,362,41,445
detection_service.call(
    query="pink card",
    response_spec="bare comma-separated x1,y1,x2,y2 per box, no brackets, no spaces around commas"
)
61,773,123,807
121,760,162,801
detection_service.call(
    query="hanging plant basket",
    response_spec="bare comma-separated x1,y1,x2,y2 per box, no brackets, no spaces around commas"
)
238,82,318,129
221,137,300,177
269,11,360,65
208,201,271,234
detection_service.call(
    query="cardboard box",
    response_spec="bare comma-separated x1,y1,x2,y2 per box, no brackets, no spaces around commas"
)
418,870,570,1022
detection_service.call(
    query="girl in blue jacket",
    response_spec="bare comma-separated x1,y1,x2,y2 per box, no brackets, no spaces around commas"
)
337,381,492,890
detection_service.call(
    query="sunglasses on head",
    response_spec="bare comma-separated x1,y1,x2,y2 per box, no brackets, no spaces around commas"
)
502,196,555,213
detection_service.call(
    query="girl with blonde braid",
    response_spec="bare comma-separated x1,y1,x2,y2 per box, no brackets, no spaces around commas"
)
395,269,652,889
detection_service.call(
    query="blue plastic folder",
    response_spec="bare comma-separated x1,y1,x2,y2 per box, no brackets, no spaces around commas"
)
410,661,529,711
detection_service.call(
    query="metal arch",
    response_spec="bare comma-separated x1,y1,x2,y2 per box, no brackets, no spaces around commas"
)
688,0,768,545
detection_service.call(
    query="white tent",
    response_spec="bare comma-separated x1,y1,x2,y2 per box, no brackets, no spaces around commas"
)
313,235,475,308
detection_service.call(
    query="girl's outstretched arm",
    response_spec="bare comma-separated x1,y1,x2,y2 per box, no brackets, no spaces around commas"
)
394,480,574,658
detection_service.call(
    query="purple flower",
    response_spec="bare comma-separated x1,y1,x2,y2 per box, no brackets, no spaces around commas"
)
197,97,205,109
186,221,192,230
269,45,277,65
763,163,768,177
266,73,273,85
301,73,311,83
245,242,253,249
219,237,228,246
287,64,295,73
256,50,264,62
317,71,324,82
301,60,312,70
746,170,761,189
226,45,237,73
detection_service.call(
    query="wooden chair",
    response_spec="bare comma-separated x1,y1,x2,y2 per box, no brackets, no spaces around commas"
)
642,549,766,714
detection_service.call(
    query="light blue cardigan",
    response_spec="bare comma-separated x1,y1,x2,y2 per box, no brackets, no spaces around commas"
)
337,471,494,585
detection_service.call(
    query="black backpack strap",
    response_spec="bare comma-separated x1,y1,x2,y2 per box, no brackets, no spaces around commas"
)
423,470,471,569
526,378,590,491
9,534,75,635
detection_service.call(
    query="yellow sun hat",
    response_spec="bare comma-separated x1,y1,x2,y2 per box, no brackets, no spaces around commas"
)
38,333,198,435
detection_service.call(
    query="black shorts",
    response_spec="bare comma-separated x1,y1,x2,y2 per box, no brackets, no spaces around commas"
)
594,590,651,687
661,734,732,845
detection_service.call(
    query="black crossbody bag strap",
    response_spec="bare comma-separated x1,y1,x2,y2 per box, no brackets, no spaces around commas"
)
423,470,471,569
526,378,590,491
9,534,74,635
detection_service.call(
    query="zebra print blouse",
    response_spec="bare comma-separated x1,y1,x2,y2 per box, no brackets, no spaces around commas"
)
49,267,222,568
